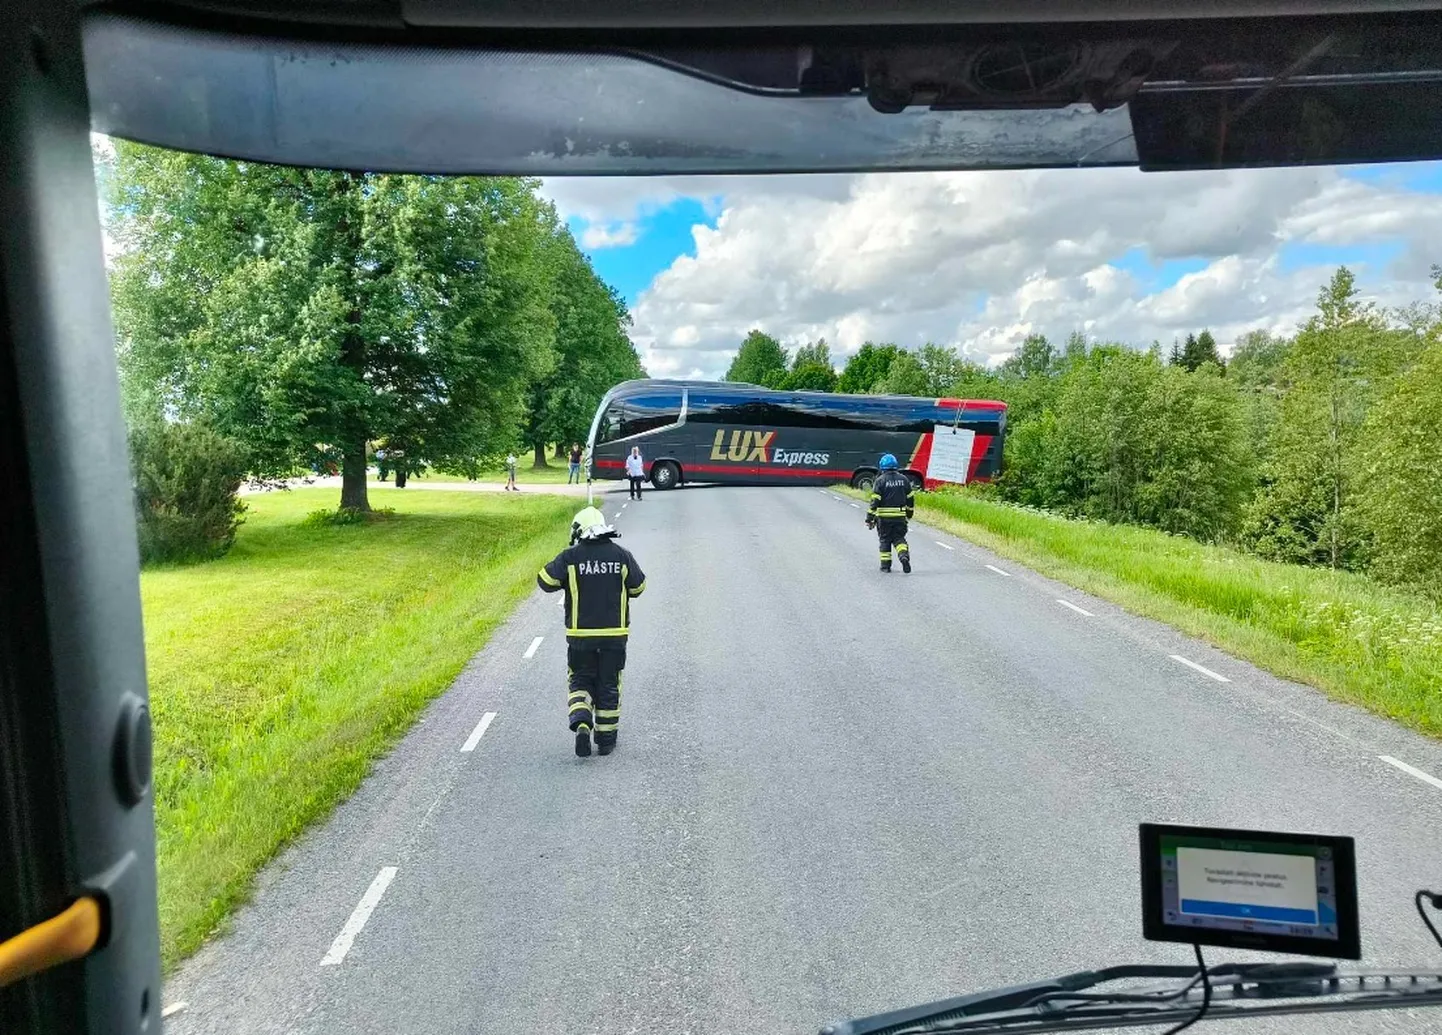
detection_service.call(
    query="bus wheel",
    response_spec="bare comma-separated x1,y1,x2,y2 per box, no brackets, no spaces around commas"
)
852,469,876,493
650,460,681,490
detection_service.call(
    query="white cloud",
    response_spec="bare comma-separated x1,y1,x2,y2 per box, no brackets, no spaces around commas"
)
620,166,1441,377
579,222,640,249
540,174,852,225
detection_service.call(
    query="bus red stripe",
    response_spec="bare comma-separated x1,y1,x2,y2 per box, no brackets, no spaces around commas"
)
968,434,995,482
682,462,856,478
596,457,853,479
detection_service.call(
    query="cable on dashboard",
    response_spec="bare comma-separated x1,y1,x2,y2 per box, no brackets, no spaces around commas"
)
1159,944,1212,1035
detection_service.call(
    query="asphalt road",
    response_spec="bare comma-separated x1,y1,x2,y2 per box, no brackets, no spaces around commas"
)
163,485,1442,1035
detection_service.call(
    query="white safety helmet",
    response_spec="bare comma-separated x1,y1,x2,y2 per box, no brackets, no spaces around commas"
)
570,506,617,544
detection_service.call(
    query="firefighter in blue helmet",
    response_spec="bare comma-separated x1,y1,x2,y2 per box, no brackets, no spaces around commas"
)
866,453,914,573
537,507,646,757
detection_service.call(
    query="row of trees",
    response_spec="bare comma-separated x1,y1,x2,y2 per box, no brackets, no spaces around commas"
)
105,144,644,516
724,267,1442,598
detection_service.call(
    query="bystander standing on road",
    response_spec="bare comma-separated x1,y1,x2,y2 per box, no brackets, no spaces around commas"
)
625,446,645,500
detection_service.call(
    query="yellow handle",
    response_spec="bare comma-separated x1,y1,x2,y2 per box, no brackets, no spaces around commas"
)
0,897,103,988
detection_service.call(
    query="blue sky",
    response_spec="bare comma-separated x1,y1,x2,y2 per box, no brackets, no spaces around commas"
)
568,198,721,308
546,162,1442,377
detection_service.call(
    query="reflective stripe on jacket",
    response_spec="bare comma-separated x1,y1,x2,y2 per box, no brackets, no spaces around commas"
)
538,538,646,642
869,469,915,520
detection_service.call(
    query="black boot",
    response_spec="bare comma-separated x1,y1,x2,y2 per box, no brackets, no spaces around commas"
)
901,553,911,573
574,724,593,757
596,737,615,756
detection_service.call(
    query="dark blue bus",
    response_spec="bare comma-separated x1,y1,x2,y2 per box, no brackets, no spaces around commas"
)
586,379,1006,491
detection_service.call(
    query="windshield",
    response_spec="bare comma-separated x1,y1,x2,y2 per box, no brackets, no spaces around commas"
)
74,12,1442,1035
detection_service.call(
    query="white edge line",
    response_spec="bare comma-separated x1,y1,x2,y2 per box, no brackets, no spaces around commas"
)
320,867,398,966
161,1003,188,1020
934,541,954,550
1057,599,1095,617
1168,654,1231,683
461,711,497,753
1379,755,1442,792
849,502,860,508
984,564,1011,577
523,636,543,659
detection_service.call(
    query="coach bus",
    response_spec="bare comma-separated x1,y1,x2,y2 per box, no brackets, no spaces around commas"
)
586,379,1006,492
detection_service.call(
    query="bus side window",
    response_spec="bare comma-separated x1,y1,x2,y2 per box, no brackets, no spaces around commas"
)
618,391,683,437
688,394,761,425
753,401,810,427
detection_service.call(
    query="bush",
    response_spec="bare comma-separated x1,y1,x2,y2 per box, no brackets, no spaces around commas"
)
130,422,248,564
301,506,396,527
994,347,1250,540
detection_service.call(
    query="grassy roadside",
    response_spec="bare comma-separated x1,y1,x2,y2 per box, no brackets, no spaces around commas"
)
403,457,581,486
142,487,576,968
857,487,1442,738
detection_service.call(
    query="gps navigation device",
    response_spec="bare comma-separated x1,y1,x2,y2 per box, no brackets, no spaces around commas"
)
1140,824,1361,960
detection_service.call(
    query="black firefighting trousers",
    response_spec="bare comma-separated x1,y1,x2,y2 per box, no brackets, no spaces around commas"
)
567,643,626,747
877,517,910,570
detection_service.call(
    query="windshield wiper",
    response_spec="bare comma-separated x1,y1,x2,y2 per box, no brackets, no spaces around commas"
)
821,962,1442,1035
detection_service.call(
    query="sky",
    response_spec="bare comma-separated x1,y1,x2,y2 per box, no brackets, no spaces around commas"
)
541,162,1442,380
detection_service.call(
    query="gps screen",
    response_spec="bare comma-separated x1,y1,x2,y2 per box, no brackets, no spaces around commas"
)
1160,833,1339,940
1140,824,1359,959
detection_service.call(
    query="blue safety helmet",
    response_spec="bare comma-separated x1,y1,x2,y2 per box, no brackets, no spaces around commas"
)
878,453,899,470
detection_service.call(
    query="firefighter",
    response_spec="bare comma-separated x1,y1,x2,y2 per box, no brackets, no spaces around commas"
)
866,453,914,573
536,506,646,757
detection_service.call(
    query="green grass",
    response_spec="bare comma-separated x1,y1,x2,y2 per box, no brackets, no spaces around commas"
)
877,487,1442,738
404,461,580,486
141,487,577,968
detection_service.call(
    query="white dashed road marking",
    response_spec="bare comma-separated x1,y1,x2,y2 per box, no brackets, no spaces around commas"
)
1168,654,1230,683
461,712,496,753
1379,755,1442,793
320,867,398,966
934,542,954,551
524,636,543,659
985,564,1011,577
1057,600,1095,617
162,1003,188,1020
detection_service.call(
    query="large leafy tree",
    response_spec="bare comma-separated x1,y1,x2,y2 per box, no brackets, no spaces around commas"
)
916,343,970,396
725,330,789,386
1362,268,1442,596
872,350,931,396
1228,329,1292,473
1006,346,1249,537
522,225,644,466
785,338,839,391
836,341,899,393
1000,333,1056,379
1228,330,1291,389
107,144,559,511
1243,268,1392,568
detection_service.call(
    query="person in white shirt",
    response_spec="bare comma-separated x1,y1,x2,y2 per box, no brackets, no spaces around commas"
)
624,446,645,500
505,453,518,491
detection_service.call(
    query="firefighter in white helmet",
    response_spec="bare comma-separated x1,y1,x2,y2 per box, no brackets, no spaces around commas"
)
537,507,646,757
